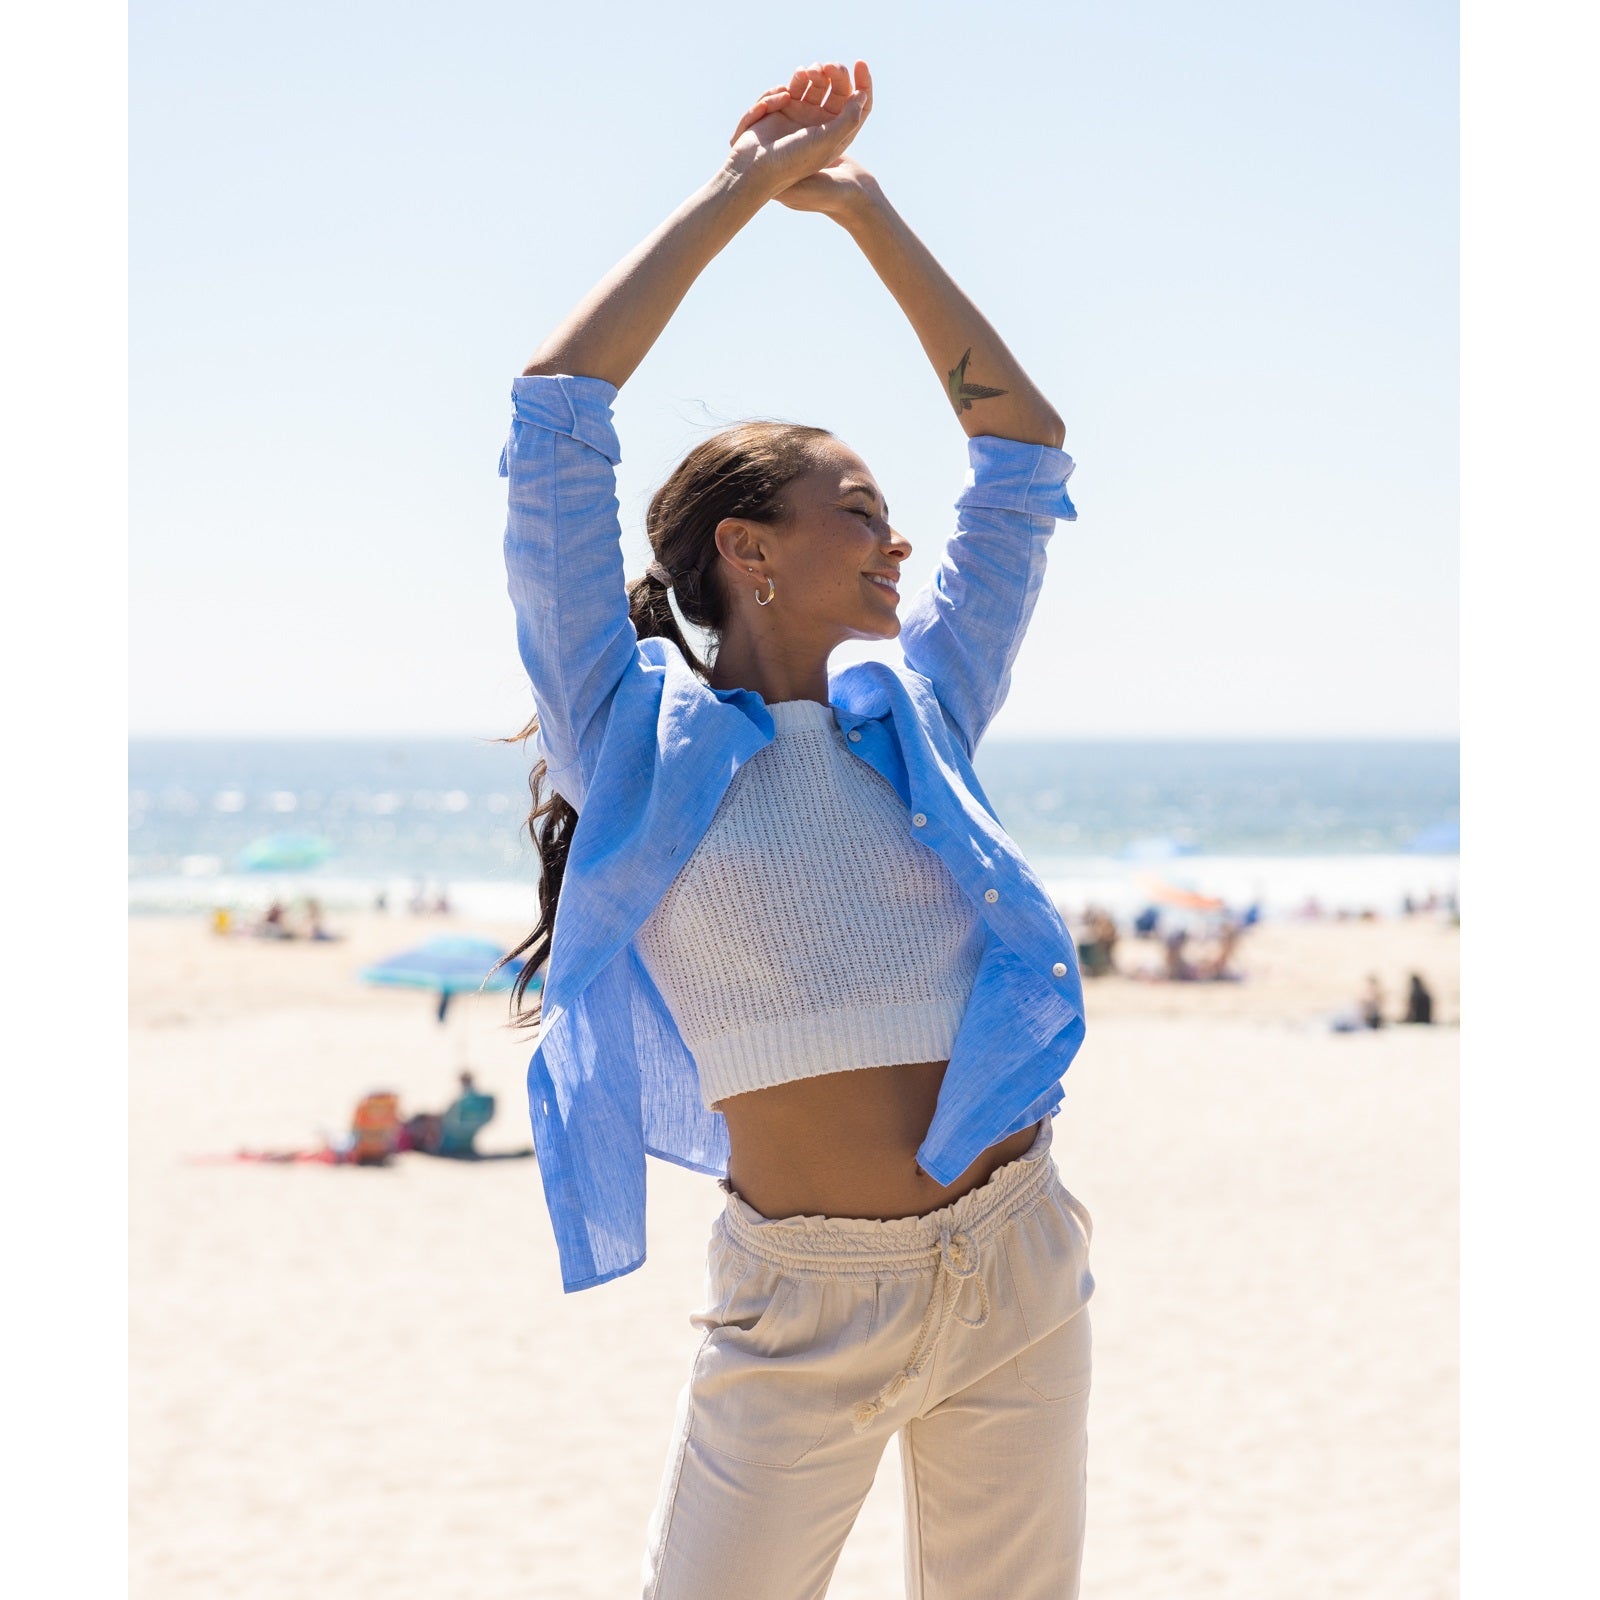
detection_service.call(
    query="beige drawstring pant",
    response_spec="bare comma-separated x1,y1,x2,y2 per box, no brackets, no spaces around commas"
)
641,1118,1094,1599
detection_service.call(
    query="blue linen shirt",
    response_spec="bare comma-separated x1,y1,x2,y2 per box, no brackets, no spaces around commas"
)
500,373,1085,1292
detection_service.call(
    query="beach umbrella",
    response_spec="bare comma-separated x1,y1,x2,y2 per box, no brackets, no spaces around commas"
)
360,935,537,1023
237,832,335,872
1134,871,1225,912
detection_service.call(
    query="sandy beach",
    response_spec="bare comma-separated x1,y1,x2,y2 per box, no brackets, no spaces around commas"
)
131,909,1458,1599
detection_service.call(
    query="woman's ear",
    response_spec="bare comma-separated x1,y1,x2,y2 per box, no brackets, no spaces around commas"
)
713,516,768,571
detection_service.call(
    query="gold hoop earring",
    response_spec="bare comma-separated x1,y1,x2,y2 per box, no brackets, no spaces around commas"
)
755,576,776,607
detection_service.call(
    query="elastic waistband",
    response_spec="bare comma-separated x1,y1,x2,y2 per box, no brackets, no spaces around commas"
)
720,1117,1054,1279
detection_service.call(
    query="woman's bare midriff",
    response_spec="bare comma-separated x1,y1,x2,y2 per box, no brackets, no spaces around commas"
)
717,1059,1042,1221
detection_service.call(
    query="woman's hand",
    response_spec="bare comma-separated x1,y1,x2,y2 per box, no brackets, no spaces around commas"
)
766,154,882,221
725,60,873,200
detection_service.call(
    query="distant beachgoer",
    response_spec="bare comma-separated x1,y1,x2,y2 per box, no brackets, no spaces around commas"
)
432,885,453,916
305,898,339,942
258,900,294,939
1404,973,1435,1025
1360,974,1385,1029
394,1073,498,1157
1075,905,1118,977
496,62,1094,1593
374,889,389,914
1195,917,1245,982
1163,928,1196,982
1133,905,1160,938
211,907,233,937
401,1110,446,1155
1094,908,1118,971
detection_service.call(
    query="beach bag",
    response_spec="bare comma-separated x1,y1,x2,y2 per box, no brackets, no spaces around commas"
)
350,1092,402,1164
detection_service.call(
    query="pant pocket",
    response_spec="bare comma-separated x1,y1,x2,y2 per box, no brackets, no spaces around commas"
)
688,1270,875,1468
1013,1302,1093,1404
1000,1185,1096,1403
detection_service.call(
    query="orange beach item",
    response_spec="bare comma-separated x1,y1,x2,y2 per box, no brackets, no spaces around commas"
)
350,1092,402,1164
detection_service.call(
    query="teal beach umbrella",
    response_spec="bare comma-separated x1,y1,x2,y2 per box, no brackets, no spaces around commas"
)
360,935,537,1022
237,833,335,872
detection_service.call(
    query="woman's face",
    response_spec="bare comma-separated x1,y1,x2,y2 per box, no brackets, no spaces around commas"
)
717,440,912,643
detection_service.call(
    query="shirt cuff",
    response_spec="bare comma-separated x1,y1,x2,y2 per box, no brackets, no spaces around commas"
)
507,373,623,466
955,435,1078,521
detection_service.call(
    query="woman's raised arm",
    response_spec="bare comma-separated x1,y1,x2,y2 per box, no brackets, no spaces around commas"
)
523,61,873,387
504,64,874,803
763,135,1075,753
769,138,1065,447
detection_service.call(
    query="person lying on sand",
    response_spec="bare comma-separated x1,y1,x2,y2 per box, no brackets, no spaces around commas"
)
217,1079,530,1165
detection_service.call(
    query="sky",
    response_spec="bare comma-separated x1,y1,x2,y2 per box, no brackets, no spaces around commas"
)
131,0,1457,738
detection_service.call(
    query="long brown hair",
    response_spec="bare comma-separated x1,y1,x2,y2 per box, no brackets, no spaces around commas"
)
499,419,835,1025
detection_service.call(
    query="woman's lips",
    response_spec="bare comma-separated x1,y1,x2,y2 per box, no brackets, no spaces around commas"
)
864,572,899,597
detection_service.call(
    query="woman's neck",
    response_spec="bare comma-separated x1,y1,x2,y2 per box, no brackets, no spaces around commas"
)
708,624,832,706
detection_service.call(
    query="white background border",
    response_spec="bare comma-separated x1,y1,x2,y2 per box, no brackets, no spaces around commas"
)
4,0,1592,1591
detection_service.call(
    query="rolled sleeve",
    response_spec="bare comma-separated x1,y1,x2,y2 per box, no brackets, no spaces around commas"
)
498,373,623,477
955,436,1078,521
898,434,1079,757
499,372,637,807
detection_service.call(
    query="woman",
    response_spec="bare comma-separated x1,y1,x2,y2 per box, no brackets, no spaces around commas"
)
499,60,1094,1600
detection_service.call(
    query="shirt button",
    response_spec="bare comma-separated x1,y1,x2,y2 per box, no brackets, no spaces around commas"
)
912,812,927,827
847,729,862,743
984,888,999,904
1052,961,1068,978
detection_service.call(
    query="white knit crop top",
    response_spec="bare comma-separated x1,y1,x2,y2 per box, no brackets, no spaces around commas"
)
633,699,985,1109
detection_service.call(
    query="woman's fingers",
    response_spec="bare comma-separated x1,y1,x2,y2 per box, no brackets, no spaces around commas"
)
772,58,871,110
730,89,788,142
790,63,829,106
733,59,871,149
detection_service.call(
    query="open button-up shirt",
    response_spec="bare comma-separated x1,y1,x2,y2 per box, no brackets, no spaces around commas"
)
500,373,1085,1291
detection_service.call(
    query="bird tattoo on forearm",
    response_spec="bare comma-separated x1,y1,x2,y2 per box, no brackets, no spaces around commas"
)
946,347,1009,414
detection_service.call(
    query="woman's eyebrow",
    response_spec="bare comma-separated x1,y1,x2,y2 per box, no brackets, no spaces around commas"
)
842,482,890,518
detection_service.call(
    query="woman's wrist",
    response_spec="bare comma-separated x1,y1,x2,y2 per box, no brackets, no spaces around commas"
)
831,173,893,233
714,152,789,211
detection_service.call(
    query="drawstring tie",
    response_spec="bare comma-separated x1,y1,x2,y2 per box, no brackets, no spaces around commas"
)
850,1224,990,1433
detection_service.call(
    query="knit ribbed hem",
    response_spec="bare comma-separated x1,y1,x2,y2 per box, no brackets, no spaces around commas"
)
692,998,969,1109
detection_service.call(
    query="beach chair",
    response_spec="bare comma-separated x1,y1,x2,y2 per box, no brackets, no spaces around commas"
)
437,1088,496,1157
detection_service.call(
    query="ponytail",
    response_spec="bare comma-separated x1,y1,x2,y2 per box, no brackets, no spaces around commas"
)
633,564,710,677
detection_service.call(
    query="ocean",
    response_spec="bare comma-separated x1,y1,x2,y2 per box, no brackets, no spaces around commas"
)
129,737,1460,921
